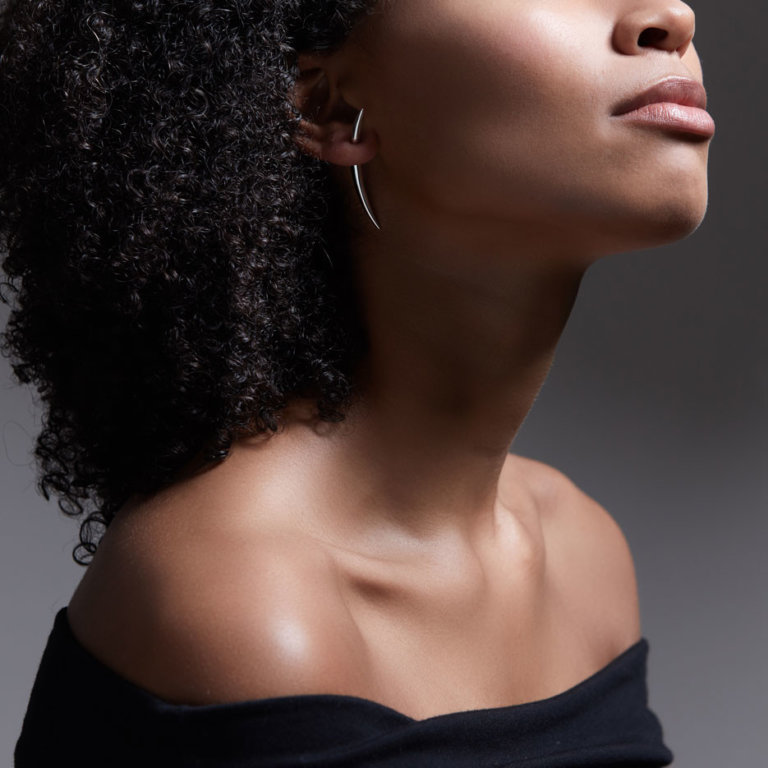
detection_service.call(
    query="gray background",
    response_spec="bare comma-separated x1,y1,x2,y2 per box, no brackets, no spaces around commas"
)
2,0,765,764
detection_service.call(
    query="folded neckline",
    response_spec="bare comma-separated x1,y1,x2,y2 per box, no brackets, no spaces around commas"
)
228,638,649,724
56,605,647,724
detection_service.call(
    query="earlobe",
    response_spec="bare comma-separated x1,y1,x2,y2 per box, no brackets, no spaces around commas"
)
296,117,378,167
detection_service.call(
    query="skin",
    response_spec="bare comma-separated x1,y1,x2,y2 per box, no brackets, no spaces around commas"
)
67,0,711,719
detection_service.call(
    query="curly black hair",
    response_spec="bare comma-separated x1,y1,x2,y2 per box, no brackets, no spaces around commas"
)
0,0,381,565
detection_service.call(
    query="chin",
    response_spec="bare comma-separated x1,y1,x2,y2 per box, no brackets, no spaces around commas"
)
634,156,712,248
590,184,710,255
638,187,710,247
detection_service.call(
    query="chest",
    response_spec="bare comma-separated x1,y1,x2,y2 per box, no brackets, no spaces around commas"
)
329,534,604,719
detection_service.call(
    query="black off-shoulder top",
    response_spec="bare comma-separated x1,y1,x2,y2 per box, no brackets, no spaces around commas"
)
15,606,673,767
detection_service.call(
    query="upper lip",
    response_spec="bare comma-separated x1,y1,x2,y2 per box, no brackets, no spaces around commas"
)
613,76,708,116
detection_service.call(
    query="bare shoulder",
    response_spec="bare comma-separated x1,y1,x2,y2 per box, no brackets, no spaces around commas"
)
503,454,642,653
67,502,370,706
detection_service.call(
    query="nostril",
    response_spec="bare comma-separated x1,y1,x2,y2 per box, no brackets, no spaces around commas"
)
638,27,669,47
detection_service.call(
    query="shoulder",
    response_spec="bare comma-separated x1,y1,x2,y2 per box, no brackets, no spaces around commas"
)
503,454,642,653
67,503,371,706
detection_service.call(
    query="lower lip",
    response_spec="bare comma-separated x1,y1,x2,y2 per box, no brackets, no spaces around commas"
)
615,102,716,138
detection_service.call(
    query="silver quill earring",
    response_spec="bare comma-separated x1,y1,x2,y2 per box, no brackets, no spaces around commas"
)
351,108,381,230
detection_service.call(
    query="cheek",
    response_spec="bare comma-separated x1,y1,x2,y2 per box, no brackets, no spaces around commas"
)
372,5,607,213
367,2,709,244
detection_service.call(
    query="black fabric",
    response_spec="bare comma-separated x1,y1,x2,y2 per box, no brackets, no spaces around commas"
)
15,607,674,767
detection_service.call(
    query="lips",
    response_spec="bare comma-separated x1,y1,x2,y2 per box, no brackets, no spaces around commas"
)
611,75,714,137
613,76,708,116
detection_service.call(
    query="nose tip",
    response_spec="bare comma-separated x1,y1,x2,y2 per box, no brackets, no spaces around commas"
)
613,2,696,56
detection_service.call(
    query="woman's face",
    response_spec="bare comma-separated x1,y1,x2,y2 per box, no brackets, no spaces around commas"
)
346,0,712,256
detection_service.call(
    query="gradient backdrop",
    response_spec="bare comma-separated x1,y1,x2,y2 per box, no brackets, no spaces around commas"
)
2,0,765,764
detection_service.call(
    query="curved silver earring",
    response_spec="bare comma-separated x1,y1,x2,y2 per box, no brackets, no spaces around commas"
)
351,108,381,230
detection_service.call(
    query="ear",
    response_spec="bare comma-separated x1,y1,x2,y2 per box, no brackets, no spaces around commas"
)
292,52,378,167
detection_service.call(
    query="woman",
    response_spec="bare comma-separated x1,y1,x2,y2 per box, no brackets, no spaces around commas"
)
3,0,713,765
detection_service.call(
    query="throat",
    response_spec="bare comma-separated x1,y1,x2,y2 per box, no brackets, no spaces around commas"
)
326,514,554,720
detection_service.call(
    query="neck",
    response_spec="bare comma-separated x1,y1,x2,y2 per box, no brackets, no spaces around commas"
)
248,208,590,552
